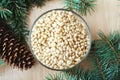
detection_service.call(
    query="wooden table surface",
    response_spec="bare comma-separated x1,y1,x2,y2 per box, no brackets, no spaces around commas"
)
0,0,120,80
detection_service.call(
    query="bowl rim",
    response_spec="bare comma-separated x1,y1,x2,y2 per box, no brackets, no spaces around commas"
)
29,8,92,71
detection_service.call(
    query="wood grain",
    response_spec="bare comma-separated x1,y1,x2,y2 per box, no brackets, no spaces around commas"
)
0,0,120,80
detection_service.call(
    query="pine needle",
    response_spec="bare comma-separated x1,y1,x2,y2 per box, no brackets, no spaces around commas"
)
64,0,96,16
0,0,12,20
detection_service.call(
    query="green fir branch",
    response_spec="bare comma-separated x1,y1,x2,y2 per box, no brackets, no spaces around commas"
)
94,54,105,80
96,31,120,80
98,31,120,62
7,0,29,42
0,0,47,42
0,0,12,20
64,0,96,15
25,0,46,10
30,0,46,7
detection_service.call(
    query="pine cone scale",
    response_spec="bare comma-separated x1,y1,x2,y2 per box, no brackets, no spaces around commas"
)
0,22,35,69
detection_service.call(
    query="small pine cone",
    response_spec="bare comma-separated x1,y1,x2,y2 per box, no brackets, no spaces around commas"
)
0,21,35,70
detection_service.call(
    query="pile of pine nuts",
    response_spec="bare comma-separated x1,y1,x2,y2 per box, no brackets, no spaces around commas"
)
31,10,90,69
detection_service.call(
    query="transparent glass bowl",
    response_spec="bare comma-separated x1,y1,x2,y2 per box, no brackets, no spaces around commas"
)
29,9,92,71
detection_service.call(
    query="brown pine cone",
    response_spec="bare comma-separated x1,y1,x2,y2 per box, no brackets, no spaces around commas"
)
0,20,35,70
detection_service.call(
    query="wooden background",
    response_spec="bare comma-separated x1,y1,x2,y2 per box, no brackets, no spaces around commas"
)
0,0,120,80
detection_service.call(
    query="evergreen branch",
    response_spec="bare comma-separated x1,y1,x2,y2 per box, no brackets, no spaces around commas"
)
7,0,29,42
0,0,12,20
0,0,47,42
98,31,120,62
95,31,120,80
64,0,96,15
0,7,12,20
31,0,46,7
25,0,46,10
95,54,105,80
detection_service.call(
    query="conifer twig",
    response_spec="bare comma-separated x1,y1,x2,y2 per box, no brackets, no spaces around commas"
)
64,0,96,15
98,31,120,62
95,54,105,80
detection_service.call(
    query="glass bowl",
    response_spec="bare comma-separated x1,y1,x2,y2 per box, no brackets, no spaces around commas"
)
29,9,92,71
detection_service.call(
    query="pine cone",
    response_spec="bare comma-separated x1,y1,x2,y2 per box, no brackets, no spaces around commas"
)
0,21,35,70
